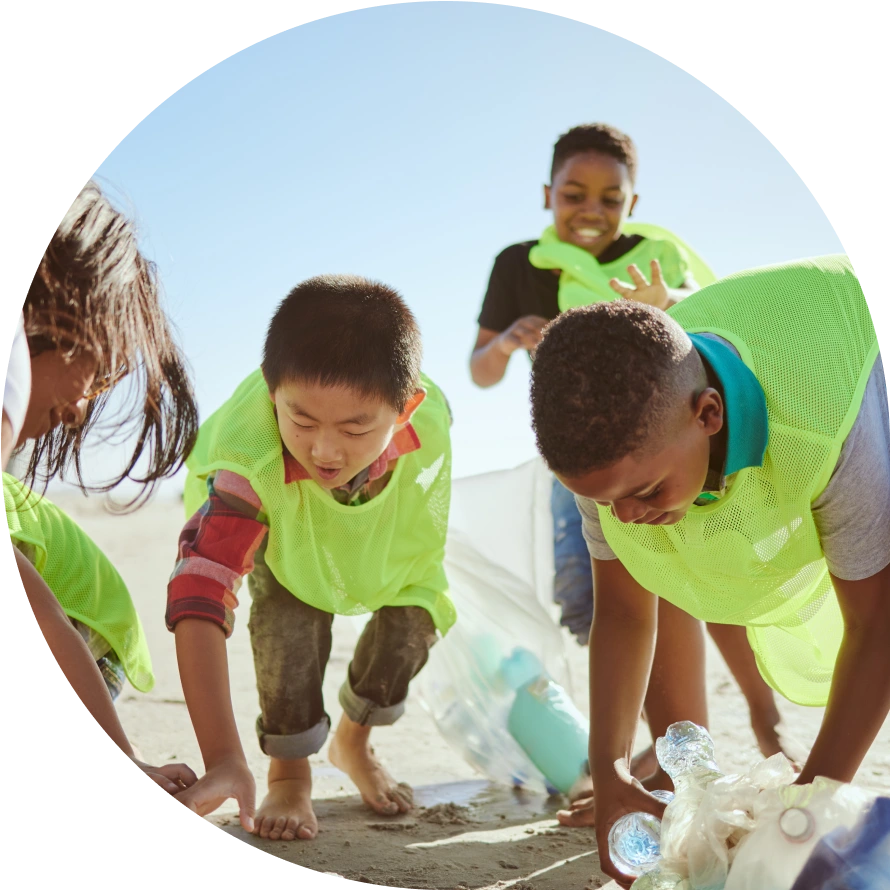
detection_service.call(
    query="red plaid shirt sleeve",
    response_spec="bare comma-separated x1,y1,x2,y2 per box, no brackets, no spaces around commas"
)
165,471,268,637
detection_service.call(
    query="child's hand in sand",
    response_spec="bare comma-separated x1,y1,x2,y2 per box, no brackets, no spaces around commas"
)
609,259,671,310
134,758,198,795
175,756,256,833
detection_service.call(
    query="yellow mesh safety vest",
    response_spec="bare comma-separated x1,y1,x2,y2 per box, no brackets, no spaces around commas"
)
4,474,154,692
528,223,717,312
599,256,879,706
184,371,456,633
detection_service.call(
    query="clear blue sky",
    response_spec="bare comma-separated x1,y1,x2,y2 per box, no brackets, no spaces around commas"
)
88,1,842,490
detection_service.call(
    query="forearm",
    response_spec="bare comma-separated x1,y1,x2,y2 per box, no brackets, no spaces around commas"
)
798,629,890,783
590,613,657,772
589,561,659,775
16,547,133,754
175,618,246,768
470,338,511,387
798,565,890,784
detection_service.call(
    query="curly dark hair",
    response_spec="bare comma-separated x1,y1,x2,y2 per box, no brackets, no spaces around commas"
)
262,274,422,413
551,123,638,184
22,180,198,508
530,302,700,476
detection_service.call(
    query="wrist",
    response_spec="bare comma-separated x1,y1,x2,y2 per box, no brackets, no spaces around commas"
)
494,334,515,357
204,748,249,772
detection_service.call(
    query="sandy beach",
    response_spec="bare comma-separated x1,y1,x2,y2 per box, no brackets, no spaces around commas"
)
50,488,890,890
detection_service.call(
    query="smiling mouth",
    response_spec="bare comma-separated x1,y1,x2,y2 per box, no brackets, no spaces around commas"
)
572,227,605,240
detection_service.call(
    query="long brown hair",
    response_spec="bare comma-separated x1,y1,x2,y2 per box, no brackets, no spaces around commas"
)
22,180,198,507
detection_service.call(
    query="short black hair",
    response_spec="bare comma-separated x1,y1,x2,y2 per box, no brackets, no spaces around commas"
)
530,302,700,476
550,123,638,184
262,274,422,412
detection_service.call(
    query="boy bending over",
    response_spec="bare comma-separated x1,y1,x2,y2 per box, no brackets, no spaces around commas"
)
169,276,455,840
529,256,889,885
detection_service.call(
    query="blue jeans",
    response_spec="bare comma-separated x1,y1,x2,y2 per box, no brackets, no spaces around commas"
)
551,478,594,644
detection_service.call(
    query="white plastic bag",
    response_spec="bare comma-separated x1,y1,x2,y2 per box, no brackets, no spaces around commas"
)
724,777,876,890
416,459,580,794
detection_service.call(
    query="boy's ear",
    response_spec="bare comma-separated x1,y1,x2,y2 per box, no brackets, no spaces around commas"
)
397,388,426,425
543,184,552,211
694,387,724,437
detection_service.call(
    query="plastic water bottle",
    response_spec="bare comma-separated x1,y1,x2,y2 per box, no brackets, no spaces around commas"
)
609,721,720,878
500,648,590,795
608,789,676,878
656,721,722,788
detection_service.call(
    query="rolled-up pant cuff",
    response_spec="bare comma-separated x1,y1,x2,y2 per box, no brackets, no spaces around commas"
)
339,676,405,727
257,715,330,760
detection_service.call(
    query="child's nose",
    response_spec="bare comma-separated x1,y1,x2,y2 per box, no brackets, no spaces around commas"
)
612,499,647,524
62,398,89,429
311,433,340,461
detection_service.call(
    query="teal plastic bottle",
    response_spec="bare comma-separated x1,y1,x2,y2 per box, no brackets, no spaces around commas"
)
501,648,590,794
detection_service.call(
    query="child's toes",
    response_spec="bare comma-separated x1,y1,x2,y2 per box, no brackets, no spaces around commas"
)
269,816,288,840
393,784,414,812
280,817,301,841
297,819,317,840
366,793,399,815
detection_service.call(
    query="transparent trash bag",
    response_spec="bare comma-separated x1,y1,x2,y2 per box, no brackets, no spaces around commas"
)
416,459,588,795
659,753,796,888
723,777,877,890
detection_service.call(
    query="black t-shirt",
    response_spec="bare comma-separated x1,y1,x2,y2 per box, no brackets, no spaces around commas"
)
477,235,645,332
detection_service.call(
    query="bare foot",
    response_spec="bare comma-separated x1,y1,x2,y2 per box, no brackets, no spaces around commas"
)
328,715,413,816
255,758,318,841
568,746,657,803
560,765,673,828
751,710,808,769
557,795,596,827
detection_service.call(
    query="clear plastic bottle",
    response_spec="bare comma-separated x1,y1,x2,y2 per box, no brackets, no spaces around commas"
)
609,721,720,878
608,789,676,877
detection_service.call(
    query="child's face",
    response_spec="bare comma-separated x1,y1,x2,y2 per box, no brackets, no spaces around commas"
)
544,151,638,257
20,349,99,443
270,379,421,490
557,389,724,526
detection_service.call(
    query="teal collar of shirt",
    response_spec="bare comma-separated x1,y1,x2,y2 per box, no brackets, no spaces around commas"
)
688,333,768,497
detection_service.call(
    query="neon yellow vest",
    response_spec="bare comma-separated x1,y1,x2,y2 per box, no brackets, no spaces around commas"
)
184,371,456,633
4,474,154,692
598,256,878,706
528,223,717,312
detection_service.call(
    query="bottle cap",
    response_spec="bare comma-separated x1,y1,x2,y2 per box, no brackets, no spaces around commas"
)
779,806,815,843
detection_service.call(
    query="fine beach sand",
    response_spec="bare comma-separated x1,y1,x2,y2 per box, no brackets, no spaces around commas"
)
52,489,890,890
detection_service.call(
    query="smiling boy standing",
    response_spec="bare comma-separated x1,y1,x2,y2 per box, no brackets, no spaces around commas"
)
168,275,454,840
469,124,795,779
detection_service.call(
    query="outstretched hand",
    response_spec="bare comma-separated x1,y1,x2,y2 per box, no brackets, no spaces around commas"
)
174,757,257,833
495,315,549,357
609,259,672,310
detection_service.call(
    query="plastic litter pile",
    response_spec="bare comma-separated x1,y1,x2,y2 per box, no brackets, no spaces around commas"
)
622,722,890,889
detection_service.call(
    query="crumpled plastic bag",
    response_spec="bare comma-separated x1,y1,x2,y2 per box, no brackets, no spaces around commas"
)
653,752,875,890
724,777,877,890
693,754,798,886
